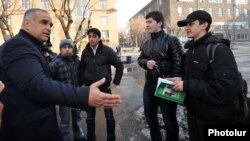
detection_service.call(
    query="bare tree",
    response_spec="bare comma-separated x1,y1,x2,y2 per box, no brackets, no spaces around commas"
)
129,15,146,48
49,0,92,46
166,26,185,37
0,0,20,41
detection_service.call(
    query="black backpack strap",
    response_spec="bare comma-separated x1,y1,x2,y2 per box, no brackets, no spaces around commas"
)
206,43,223,63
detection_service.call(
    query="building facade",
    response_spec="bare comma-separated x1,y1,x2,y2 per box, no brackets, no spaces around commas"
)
0,0,119,53
131,0,250,42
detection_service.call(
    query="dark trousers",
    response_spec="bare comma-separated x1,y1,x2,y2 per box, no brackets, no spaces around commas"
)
59,107,84,141
187,111,237,141
86,88,116,141
143,82,179,141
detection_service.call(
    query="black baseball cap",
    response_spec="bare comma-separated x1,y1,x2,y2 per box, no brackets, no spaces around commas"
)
177,10,212,27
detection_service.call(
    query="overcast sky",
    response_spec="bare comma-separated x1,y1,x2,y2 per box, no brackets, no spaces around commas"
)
117,0,151,30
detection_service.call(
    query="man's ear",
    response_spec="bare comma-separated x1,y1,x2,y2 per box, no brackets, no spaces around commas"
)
22,19,31,30
202,22,209,30
158,21,163,28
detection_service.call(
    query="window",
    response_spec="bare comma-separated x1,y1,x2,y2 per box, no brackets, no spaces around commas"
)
100,16,108,25
227,0,231,4
41,0,49,9
99,0,108,9
244,9,248,17
189,8,193,14
75,6,83,18
236,33,248,40
7,17,12,26
218,8,223,16
22,0,30,9
235,9,239,17
227,9,231,16
0,0,11,8
209,8,213,16
235,0,248,4
148,8,151,13
208,0,222,3
177,7,183,16
158,0,162,5
101,30,109,39
75,0,90,18
178,0,193,1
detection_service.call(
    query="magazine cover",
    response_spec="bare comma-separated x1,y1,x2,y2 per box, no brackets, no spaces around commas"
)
154,78,186,104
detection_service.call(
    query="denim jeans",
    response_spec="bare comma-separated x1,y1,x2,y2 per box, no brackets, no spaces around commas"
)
59,106,84,141
86,88,116,141
143,82,179,141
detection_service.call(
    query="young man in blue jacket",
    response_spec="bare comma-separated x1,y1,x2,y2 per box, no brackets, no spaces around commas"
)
0,8,121,141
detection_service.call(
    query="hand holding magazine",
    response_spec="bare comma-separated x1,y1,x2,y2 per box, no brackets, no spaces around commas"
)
154,78,186,104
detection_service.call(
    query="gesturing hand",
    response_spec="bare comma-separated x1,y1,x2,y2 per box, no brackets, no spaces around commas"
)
0,102,3,127
0,81,4,127
88,78,122,108
0,81,4,93
147,60,156,70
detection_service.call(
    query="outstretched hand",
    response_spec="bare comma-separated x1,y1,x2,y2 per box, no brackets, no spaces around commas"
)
0,102,3,127
0,81,4,93
88,78,122,108
0,81,5,127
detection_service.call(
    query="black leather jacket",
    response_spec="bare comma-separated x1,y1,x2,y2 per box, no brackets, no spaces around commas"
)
138,30,184,84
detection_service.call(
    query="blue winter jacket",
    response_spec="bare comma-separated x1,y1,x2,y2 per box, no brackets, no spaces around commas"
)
0,30,89,141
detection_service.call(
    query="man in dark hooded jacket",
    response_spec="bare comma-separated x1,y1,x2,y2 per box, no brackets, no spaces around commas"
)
171,10,242,141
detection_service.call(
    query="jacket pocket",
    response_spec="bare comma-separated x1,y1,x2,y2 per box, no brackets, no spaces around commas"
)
191,61,208,79
25,108,53,124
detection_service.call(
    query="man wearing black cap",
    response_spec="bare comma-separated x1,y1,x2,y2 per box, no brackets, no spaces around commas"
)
138,11,183,141
170,10,242,141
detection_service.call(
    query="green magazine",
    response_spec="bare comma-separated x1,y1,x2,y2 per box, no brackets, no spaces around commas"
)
154,78,186,104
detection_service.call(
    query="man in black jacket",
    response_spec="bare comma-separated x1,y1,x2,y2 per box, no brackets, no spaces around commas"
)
0,8,121,141
138,11,183,141
79,28,123,141
172,10,242,141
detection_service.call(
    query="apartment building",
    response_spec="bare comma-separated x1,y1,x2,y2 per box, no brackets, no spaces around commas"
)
131,0,250,42
0,0,118,52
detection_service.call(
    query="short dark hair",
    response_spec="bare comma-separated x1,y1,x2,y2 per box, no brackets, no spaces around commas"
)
198,19,211,32
145,11,165,28
87,28,101,37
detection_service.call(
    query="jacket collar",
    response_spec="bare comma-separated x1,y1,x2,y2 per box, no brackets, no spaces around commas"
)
86,41,104,54
18,29,44,49
184,32,212,49
193,32,212,44
151,29,165,40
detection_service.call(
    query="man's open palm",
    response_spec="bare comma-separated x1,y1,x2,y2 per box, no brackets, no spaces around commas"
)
88,78,122,108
